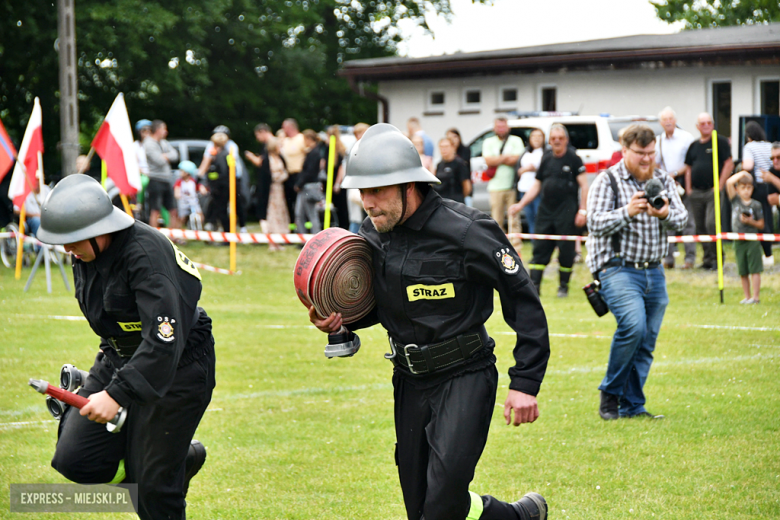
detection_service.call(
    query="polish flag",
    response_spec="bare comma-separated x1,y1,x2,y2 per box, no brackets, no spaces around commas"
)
8,97,43,209
0,116,17,184
92,93,141,195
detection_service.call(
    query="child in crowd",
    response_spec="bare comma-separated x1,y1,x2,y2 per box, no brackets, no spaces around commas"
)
175,160,204,230
726,171,765,304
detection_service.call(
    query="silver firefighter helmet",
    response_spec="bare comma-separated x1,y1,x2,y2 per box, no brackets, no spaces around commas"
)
37,174,134,245
341,123,440,189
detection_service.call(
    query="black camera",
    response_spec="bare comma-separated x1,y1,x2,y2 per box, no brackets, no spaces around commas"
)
642,178,667,210
583,280,609,317
741,209,753,218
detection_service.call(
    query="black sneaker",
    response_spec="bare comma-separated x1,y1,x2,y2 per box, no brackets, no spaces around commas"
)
556,286,569,298
183,440,207,496
599,391,619,420
511,492,547,520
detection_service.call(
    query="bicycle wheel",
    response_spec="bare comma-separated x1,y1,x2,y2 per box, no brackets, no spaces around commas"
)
0,223,20,268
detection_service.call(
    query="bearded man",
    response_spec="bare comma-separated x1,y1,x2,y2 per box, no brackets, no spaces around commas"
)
586,124,688,421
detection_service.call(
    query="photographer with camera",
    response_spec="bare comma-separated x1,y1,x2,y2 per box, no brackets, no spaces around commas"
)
586,124,688,421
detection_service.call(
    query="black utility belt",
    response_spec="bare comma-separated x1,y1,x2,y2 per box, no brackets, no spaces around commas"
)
389,326,488,375
106,335,142,358
603,258,660,270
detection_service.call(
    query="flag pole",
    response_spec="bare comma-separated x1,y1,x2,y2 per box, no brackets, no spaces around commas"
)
712,130,724,304
15,204,26,280
324,135,336,229
120,194,133,216
227,152,237,272
77,148,95,174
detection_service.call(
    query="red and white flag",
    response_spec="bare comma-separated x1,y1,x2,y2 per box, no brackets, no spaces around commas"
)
92,93,141,195
8,97,43,209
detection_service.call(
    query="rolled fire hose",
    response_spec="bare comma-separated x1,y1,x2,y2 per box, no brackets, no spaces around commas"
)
294,227,375,324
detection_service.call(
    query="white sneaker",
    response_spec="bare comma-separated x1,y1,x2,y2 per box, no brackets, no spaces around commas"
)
740,298,754,304
763,255,775,268
239,227,248,233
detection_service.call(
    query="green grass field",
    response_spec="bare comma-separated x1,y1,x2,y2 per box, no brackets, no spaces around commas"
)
1,239,778,519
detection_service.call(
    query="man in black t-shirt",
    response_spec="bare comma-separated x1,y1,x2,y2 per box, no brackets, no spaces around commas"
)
434,137,472,204
683,113,734,269
509,124,588,297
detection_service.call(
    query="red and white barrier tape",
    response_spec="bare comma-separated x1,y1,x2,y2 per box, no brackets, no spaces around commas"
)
6,229,779,247
192,262,239,276
507,233,780,243
157,228,314,244
0,231,235,275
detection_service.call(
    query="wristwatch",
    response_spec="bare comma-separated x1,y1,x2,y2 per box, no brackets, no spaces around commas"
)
578,209,587,216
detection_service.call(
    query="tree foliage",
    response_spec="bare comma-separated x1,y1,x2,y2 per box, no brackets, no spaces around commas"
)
0,0,473,175
652,0,780,30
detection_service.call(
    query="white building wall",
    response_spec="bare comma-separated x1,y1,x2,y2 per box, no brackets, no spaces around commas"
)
378,64,780,159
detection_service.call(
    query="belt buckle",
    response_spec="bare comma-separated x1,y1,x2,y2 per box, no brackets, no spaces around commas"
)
403,344,421,375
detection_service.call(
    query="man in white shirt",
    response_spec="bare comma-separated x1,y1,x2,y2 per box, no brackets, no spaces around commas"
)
656,107,695,269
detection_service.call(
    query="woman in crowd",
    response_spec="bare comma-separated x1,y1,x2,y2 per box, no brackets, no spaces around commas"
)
412,134,433,172
433,136,472,204
515,128,546,234
446,127,471,165
264,137,290,251
294,130,324,234
742,121,775,259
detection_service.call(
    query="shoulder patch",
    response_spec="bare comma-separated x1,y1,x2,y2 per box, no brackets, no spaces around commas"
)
164,236,202,281
494,247,520,275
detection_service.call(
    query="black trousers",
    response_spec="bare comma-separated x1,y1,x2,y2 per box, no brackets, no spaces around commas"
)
753,183,775,257
283,174,299,227
394,364,521,520
530,207,577,269
52,343,216,520
205,187,230,232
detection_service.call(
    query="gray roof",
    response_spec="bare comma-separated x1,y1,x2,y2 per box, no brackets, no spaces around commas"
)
341,23,780,80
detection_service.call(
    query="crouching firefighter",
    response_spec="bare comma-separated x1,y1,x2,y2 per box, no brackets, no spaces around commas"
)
308,124,551,520
37,174,216,520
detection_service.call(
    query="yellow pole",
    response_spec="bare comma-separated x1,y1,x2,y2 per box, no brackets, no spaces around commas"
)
101,159,107,189
120,194,133,216
15,203,26,280
324,135,336,229
227,152,237,272
711,130,724,303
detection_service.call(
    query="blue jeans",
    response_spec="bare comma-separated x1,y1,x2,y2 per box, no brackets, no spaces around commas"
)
518,192,540,234
598,265,669,416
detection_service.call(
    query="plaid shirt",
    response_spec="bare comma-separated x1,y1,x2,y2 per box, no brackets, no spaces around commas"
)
586,160,688,273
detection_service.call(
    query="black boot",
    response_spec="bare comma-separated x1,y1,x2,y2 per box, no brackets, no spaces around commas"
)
511,492,547,520
529,268,544,297
557,269,572,298
599,391,619,420
183,440,207,496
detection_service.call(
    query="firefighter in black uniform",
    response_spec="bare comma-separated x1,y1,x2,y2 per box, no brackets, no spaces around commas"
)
509,123,589,297
37,174,215,520
308,124,550,520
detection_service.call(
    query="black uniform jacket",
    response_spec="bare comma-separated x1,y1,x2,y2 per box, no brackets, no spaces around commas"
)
72,221,213,408
349,188,550,396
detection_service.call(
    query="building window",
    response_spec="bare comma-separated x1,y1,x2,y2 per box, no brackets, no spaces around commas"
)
542,88,556,112
464,89,481,106
501,87,517,103
761,80,779,116
425,90,445,113
712,81,731,138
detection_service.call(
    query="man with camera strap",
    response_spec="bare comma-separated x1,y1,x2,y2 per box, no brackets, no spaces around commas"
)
586,124,688,421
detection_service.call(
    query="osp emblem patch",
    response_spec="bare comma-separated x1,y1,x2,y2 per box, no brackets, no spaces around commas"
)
157,316,176,342
494,247,520,275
